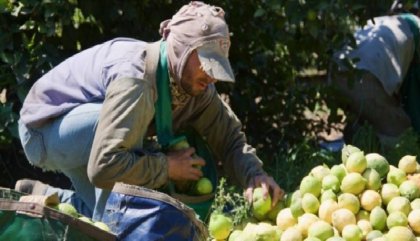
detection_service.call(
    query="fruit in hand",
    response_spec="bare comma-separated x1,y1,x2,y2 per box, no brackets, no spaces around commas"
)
170,138,190,150
252,187,272,220
194,177,213,195
169,137,202,194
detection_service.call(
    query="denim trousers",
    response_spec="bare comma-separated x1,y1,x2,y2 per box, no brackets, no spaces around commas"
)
18,103,110,221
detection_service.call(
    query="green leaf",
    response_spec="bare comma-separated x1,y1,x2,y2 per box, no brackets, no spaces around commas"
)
19,20,36,30
253,8,265,18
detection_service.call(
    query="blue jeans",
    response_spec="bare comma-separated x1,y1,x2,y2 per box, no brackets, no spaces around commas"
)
18,103,109,221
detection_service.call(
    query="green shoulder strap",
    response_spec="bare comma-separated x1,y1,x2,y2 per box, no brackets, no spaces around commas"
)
154,41,174,148
399,14,420,133
155,41,187,147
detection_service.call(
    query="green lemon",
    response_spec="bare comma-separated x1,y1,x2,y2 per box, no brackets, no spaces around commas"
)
194,177,213,195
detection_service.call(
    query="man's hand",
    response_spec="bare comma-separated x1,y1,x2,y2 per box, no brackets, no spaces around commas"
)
167,147,205,181
244,174,285,208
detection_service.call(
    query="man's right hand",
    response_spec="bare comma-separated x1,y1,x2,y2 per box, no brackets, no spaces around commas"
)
167,147,205,181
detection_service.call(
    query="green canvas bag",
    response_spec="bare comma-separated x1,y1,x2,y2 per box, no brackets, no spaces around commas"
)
0,187,116,241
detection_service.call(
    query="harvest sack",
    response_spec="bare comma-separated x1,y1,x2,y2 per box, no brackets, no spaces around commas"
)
101,183,209,241
163,128,218,220
0,187,116,241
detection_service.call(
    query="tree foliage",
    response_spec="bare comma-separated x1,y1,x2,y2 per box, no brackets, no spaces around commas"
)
0,0,395,189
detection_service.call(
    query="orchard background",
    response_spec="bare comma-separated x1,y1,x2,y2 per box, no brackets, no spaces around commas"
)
0,0,419,192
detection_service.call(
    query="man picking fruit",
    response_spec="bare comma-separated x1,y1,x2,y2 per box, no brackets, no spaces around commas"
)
15,1,283,221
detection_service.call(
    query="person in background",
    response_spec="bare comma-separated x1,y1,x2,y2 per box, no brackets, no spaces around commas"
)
16,1,284,220
331,0,420,148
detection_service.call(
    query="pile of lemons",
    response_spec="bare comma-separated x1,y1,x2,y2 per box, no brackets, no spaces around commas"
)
208,145,420,241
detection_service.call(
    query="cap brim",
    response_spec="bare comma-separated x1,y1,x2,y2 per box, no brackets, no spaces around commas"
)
197,45,235,83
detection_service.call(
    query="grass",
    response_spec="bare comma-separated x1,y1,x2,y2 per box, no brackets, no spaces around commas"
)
264,139,340,193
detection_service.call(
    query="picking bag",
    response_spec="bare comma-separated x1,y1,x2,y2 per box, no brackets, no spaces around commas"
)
101,183,209,241
163,128,218,220
0,187,116,241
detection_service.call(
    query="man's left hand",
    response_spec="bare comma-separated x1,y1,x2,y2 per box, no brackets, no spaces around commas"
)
244,174,284,208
